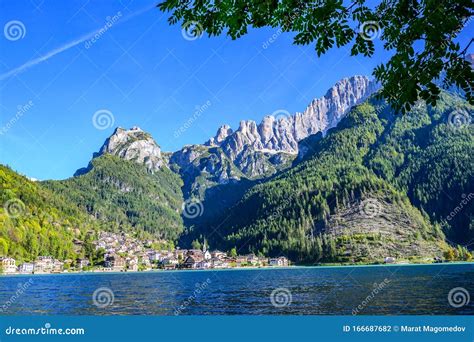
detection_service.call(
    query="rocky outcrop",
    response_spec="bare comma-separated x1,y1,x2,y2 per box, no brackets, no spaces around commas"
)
320,195,445,262
208,75,378,162
75,126,164,176
171,75,378,186
206,125,233,146
96,126,163,172
169,145,242,198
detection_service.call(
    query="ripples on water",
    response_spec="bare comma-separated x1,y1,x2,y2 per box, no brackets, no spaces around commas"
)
0,264,473,315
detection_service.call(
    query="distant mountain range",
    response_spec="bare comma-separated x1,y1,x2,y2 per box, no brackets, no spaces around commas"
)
1,75,472,264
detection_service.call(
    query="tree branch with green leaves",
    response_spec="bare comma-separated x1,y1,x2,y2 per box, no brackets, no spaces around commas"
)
158,0,473,112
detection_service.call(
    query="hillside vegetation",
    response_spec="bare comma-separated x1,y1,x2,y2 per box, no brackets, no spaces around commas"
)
185,92,472,263
44,154,184,241
0,165,97,262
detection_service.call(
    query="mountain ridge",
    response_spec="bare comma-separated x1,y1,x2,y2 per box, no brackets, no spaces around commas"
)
207,75,378,156
2,74,472,265
183,92,472,262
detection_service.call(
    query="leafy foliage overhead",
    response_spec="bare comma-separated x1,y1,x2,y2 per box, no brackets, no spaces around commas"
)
158,0,474,112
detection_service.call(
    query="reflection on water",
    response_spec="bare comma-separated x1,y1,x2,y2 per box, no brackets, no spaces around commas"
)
0,264,473,315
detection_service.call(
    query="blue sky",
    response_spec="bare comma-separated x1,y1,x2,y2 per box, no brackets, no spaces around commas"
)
0,0,472,180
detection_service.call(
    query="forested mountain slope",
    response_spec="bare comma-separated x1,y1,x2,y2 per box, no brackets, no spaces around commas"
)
184,92,472,263
0,165,97,262
44,154,184,241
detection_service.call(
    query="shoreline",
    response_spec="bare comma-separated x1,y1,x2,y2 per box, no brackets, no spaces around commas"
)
1,261,473,278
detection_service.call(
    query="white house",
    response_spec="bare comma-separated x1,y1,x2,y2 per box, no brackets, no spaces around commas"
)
148,251,162,263
269,257,289,267
18,263,35,274
0,257,17,274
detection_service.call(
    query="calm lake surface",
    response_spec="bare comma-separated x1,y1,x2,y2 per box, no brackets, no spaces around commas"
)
1,263,473,315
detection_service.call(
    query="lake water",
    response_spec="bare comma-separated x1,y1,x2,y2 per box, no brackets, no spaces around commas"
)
1,263,473,315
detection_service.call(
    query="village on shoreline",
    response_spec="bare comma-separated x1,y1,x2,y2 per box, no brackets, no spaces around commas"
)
0,231,290,275
1,231,459,276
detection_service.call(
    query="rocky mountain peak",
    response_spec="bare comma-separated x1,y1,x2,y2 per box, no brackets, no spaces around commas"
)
206,124,233,146
208,75,378,158
174,75,379,181
96,126,163,172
